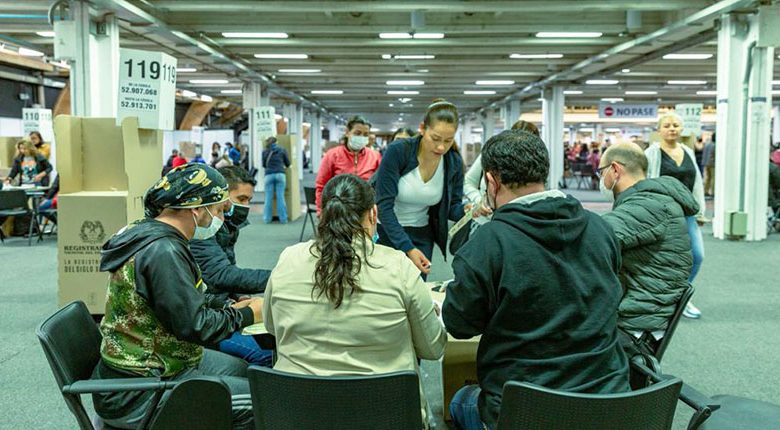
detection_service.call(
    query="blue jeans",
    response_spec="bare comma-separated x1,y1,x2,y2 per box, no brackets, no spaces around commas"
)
263,173,287,224
218,332,273,367
686,216,705,283
450,385,490,430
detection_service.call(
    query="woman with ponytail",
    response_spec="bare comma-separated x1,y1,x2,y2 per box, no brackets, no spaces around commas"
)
262,174,446,423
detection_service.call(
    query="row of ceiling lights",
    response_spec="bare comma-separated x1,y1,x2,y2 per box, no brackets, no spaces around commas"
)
216,32,608,39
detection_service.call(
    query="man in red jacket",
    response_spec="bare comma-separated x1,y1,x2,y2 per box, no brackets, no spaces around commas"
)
315,115,381,213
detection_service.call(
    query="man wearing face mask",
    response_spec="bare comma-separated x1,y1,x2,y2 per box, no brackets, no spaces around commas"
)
191,166,273,366
598,144,698,358
94,164,260,430
443,130,629,430
315,115,381,214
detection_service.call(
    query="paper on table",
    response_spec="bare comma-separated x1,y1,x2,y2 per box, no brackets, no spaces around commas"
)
242,323,268,336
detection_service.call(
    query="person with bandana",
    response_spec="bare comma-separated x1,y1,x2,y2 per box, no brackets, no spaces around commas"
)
262,174,446,424
598,143,698,369
315,115,381,214
93,164,259,430
442,130,629,430
191,166,273,366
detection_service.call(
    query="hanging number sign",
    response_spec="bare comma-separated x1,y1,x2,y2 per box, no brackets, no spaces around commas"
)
116,48,177,130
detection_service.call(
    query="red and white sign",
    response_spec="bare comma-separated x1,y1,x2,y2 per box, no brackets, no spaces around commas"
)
598,103,657,119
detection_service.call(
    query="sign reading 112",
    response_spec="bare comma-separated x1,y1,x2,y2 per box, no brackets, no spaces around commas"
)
123,59,176,84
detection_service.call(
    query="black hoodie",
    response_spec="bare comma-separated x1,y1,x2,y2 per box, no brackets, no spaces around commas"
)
442,194,630,428
100,219,254,347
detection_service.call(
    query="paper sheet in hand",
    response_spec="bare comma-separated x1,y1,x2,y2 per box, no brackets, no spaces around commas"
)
448,204,477,240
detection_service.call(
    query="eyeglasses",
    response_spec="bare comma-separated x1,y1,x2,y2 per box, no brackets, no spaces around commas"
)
595,161,623,179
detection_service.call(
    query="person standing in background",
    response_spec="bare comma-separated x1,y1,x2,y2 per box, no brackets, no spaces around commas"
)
29,131,50,160
702,134,716,197
227,142,241,165
694,137,705,173
209,142,222,167
262,137,291,224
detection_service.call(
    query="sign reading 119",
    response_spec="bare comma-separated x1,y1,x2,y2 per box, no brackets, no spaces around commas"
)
123,58,176,83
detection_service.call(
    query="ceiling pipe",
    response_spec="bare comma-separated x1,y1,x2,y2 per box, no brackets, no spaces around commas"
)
478,0,757,113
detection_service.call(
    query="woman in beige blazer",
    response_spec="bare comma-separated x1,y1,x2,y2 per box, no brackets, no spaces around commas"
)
263,173,447,426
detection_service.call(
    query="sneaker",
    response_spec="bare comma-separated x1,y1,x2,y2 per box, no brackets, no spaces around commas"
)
683,302,702,319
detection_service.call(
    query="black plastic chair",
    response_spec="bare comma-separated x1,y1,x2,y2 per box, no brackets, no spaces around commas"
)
698,395,780,429
36,301,233,430
496,378,682,430
0,189,39,246
299,186,317,242
248,367,422,430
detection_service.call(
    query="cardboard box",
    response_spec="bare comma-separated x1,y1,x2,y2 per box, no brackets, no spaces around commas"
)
431,291,480,421
270,135,302,222
54,116,162,313
0,137,21,168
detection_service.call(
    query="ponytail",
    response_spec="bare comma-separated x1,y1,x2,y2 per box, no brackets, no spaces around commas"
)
310,174,377,308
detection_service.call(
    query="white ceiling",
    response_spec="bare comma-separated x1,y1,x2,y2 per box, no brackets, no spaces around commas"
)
0,0,769,131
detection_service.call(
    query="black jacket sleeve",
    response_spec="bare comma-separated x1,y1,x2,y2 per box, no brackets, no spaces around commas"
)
190,236,270,294
7,157,21,182
134,239,254,346
447,153,467,222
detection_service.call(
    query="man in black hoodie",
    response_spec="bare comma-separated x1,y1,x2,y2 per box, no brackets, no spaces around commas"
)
443,130,630,430
94,164,260,429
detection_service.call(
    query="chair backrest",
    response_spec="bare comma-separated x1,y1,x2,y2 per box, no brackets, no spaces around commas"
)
148,377,233,430
497,378,682,430
654,285,694,361
303,186,317,212
0,189,29,211
248,367,422,430
36,301,103,430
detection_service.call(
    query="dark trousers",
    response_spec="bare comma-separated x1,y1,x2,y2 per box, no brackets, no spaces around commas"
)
377,223,434,280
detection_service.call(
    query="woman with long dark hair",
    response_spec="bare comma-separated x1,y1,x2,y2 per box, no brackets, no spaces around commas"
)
263,174,446,423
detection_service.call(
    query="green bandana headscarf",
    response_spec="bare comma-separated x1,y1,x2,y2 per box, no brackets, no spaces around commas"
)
143,164,229,218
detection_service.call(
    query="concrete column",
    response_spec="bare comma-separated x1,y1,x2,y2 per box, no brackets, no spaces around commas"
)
772,105,780,145
283,103,305,180
69,0,91,116
310,113,322,173
243,81,268,189
542,86,565,190
503,99,521,131
327,117,337,141
480,109,495,144
714,13,773,241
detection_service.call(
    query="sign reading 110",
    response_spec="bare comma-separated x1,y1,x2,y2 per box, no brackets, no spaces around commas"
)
123,59,176,83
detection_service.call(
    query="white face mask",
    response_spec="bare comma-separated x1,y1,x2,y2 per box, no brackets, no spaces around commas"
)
348,135,369,151
599,171,617,202
192,207,223,240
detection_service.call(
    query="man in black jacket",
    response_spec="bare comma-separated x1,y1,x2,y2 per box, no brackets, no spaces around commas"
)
191,165,272,366
443,130,630,430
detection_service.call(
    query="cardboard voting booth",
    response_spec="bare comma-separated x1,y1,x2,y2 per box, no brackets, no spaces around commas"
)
431,291,480,421
269,135,302,222
55,116,162,313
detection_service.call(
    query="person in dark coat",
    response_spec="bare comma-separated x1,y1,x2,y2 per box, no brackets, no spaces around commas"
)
599,143,699,337
190,165,272,366
443,130,630,430
4,139,52,186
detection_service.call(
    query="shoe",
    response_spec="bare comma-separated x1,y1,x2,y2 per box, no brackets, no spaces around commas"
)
683,302,702,319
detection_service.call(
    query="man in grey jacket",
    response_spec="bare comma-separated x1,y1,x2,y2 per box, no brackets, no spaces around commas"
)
599,143,699,342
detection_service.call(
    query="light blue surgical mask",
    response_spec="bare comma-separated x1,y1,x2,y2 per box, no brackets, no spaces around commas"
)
192,207,223,240
348,135,369,151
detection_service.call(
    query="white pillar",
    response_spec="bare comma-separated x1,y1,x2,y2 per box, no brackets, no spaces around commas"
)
542,86,565,190
503,99,521,131
481,109,495,144
714,13,773,241
310,113,322,173
772,105,780,145
243,81,268,189
283,103,304,180
69,0,91,116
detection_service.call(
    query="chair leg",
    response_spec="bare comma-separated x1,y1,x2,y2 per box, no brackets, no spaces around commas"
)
308,212,317,238
299,212,309,242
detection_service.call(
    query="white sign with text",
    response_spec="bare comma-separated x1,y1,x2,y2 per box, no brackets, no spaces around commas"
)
598,104,658,119
22,108,53,141
116,48,177,130
675,103,703,137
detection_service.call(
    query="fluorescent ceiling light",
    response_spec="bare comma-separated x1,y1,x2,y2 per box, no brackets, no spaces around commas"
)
696,90,717,95
220,89,242,94
417,69,429,73
536,32,602,38
772,80,780,85
18,47,44,57
772,90,780,95
605,128,623,133
370,128,381,132
387,90,419,95
413,33,445,39
625,90,658,95
380,33,412,39
579,128,595,132
475,80,515,86
601,97,624,103
222,32,288,38
398,98,412,103
510,53,563,59
189,79,229,84
563,90,583,95
311,90,343,94
667,80,707,85
621,68,631,73
389,103,394,107
663,53,713,60
278,69,320,73
586,79,619,85
382,54,435,60
464,90,496,95
36,31,55,37
176,67,197,72
180,90,197,98
387,80,424,86
254,53,308,59
200,95,213,102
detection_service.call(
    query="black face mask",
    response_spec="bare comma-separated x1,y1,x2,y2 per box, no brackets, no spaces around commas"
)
227,203,250,228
